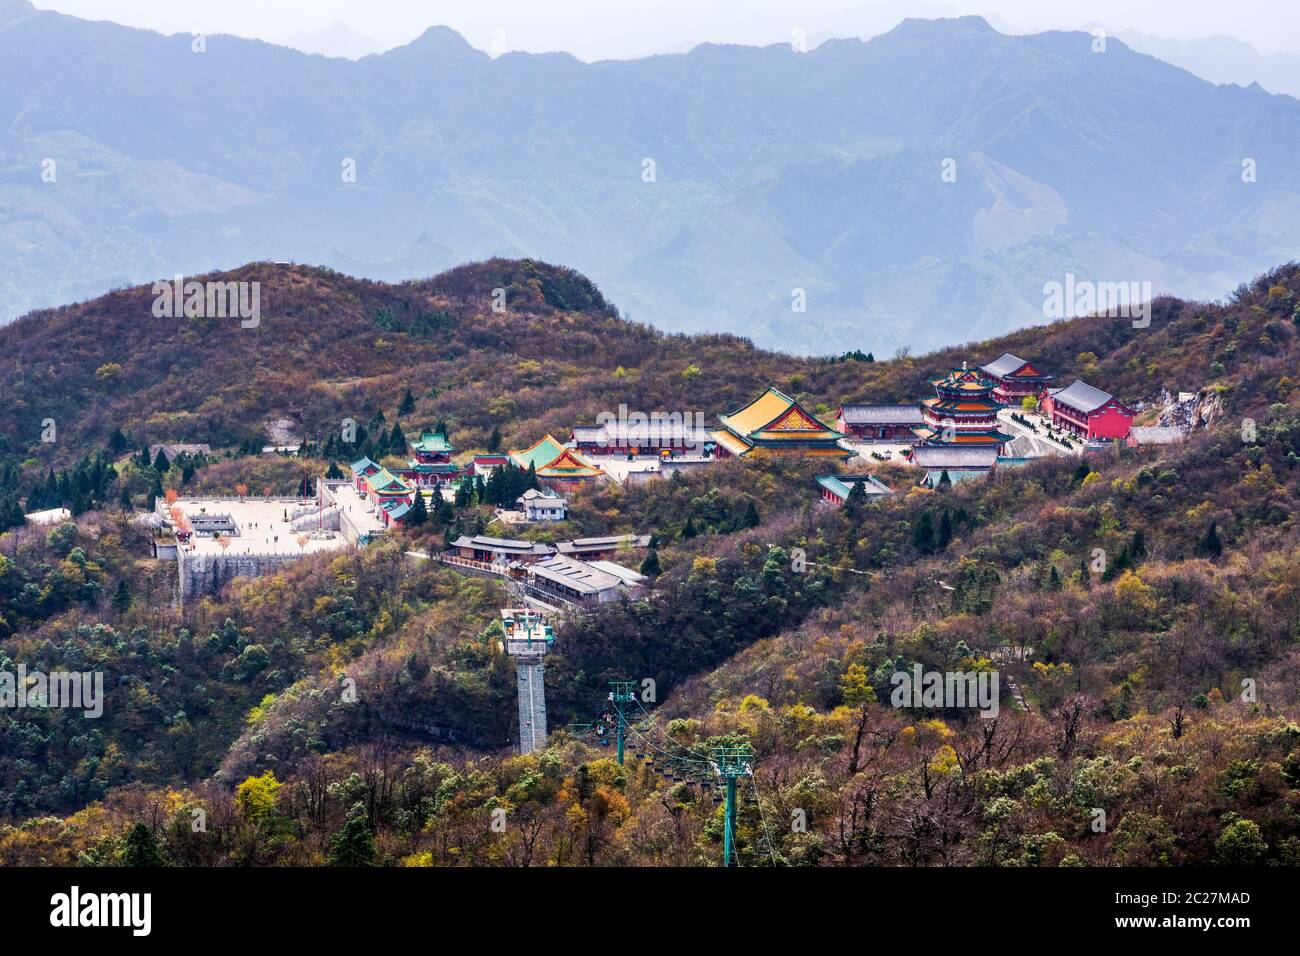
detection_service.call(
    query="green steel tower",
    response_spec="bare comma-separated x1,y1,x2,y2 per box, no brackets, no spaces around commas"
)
712,746,755,868
608,681,637,765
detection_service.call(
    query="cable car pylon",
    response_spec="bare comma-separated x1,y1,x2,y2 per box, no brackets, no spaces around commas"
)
712,746,756,868
608,681,636,765
569,680,760,867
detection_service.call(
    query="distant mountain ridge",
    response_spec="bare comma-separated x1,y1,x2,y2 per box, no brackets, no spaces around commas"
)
1112,28,1300,99
3,10,1300,353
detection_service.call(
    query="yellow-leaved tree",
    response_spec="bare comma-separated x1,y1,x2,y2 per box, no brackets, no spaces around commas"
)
235,771,281,823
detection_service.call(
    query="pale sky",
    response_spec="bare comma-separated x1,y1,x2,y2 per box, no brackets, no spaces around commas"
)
30,0,1300,60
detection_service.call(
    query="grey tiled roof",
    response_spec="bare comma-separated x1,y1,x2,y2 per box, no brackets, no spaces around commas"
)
529,555,625,595
838,404,925,425
452,535,554,555
980,353,1028,378
910,446,999,468
556,534,651,553
1052,379,1114,413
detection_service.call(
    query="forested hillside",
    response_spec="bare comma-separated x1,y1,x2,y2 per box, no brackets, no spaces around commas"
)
1,260,1298,867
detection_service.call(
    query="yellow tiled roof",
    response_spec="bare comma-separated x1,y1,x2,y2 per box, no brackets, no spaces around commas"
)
720,387,841,440
720,387,799,437
710,429,753,457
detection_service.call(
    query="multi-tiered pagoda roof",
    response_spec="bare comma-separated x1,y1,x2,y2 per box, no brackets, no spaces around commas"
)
917,362,1013,447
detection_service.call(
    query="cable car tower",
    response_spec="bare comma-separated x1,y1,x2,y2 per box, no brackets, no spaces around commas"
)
712,747,756,868
499,607,556,754
568,683,762,867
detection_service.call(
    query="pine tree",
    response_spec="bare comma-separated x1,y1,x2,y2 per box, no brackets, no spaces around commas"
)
1197,520,1223,558
487,425,502,453
119,487,133,512
844,480,868,516
1102,544,1129,582
681,516,697,539
484,465,503,506
327,814,376,867
742,500,761,528
937,508,953,549
325,461,344,479
152,448,170,473
1048,565,1061,590
398,389,416,415
454,480,473,508
120,822,164,867
912,512,935,554
1130,528,1147,560
389,421,407,455
111,578,133,614
937,469,952,489
409,491,428,526
639,547,661,577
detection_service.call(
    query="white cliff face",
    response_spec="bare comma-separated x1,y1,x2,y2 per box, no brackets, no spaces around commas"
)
1151,387,1225,431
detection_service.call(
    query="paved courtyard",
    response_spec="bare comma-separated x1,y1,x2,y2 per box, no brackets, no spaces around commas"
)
169,497,353,556
325,483,389,537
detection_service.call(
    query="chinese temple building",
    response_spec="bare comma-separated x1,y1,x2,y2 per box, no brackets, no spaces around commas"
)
916,363,1013,449
980,353,1055,405
470,454,510,476
349,456,383,492
377,498,412,527
348,459,417,526
816,474,894,506
711,387,852,460
1040,380,1135,440
411,430,452,462
908,445,1000,484
508,434,605,491
571,418,712,456
404,430,460,485
364,467,415,503
835,404,925,442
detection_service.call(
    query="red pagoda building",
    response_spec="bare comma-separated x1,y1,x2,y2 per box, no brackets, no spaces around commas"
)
917,362,1013,449
980,353,1054,405
395,430,461,486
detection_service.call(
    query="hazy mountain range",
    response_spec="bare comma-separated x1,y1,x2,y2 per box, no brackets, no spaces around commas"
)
1113,29,1300,99
3,0,1300,353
